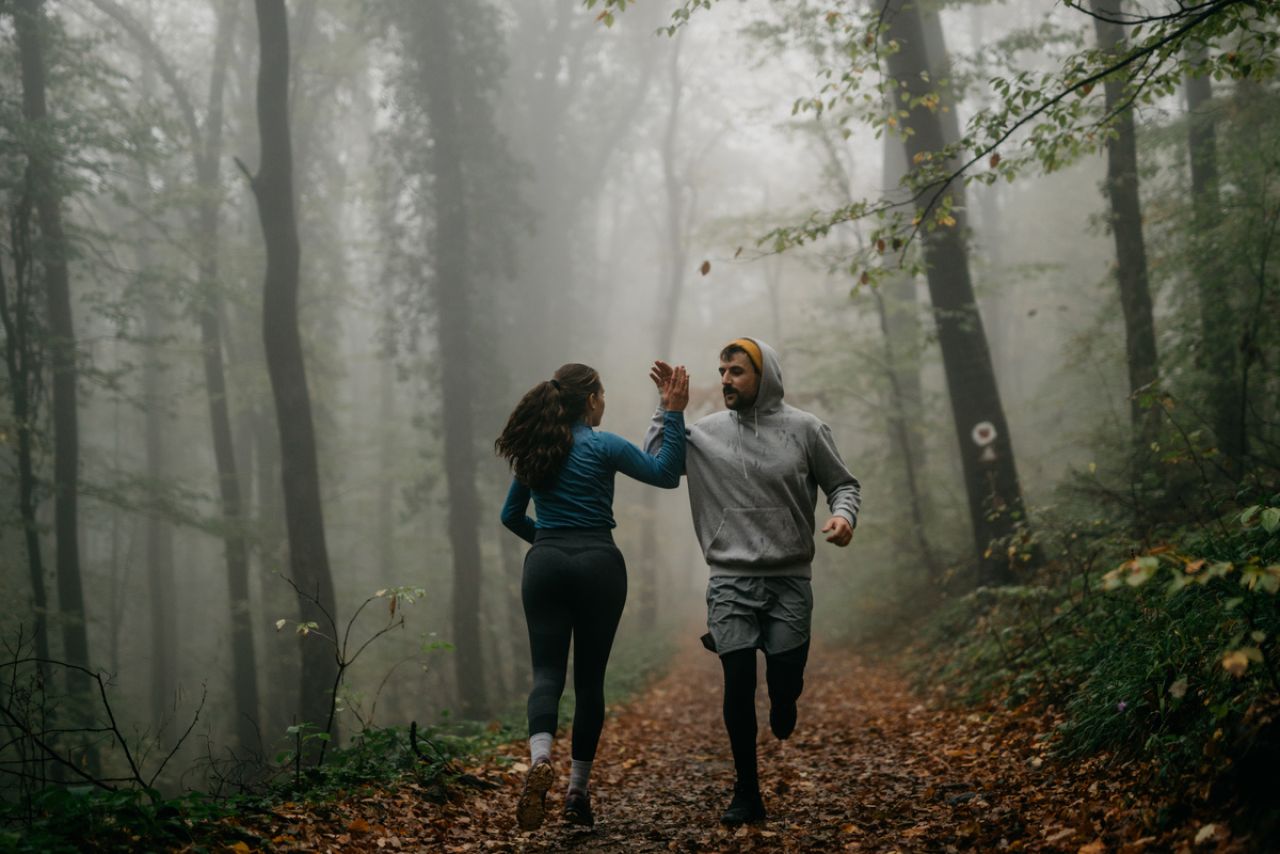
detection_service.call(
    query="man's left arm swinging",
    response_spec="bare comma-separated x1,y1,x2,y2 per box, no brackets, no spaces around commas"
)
811,423,860,547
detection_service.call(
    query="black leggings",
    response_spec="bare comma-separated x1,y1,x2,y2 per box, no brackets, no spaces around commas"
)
522,529,627,762
720,641,809,791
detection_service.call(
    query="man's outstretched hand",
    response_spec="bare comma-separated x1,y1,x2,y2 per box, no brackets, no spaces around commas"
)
822,516,854,547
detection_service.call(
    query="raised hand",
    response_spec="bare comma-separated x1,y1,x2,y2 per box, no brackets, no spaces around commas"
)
660,365,690,412
649,360,674,394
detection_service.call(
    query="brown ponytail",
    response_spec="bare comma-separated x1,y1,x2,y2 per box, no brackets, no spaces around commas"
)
495,363,600,489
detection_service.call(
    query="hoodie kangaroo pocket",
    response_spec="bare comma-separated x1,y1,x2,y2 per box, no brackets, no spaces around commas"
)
707,507,809,566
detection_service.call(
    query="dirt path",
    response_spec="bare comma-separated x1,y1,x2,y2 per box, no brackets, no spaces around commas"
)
236,638,1240,852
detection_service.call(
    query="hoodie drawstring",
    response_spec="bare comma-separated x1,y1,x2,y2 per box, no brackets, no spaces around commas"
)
733,409,760,480
734,413,749,479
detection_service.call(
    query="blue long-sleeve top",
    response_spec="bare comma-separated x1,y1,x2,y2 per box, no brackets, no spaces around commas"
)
500,411,686,543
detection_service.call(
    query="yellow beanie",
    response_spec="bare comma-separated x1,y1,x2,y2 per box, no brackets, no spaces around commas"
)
726,338,763,374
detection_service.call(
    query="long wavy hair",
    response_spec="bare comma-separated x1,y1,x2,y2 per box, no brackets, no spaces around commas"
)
495,363,601,489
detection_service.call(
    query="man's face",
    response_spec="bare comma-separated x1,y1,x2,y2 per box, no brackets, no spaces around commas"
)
719,352,760,411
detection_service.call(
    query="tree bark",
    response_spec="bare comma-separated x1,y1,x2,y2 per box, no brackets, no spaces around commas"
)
0,182,51,674
248,0,338,748
13,0,90,687
197,1,259,752
128,0,178,737
1184,40,1241,466
1091,0,1160,439
884,0,1033,584
415,2,488,718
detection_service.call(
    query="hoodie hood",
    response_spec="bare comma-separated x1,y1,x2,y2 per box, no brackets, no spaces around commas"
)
739,337,784,415
643,334,862,579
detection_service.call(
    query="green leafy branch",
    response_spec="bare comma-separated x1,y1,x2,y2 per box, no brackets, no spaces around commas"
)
275,583,428,771
583,0,1279,284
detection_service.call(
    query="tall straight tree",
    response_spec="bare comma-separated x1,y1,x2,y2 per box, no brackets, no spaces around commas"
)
504,0,659,363
0,176,50,673
884,0,1032,583
412,1,488,717
637,35,690,629
89,0,259,750
195,1,260,752
12,0,89,686
245,0,338,746
815,114,939,578
1090,0,1159,439
125,5,178,734
1184,39,1241,466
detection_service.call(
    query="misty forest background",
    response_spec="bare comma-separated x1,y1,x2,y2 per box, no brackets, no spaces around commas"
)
2,0,1279,843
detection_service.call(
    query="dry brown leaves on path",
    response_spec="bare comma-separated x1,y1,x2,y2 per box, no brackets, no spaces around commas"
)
221,639,1247,852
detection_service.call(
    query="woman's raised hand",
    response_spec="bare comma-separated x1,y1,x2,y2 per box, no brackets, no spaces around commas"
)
660,365,690,412
649,360,673,393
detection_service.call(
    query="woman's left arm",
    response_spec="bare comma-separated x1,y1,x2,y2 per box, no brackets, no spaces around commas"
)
607,411,686,488
500,478,537,543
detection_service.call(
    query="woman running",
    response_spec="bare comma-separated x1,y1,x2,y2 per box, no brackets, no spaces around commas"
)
497,361,689,830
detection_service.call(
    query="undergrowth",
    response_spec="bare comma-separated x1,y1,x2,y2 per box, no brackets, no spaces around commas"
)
0,623,678,852
905,470,1280,839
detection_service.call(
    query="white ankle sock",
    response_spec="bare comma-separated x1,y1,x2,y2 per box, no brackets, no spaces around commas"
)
529,732,553,765
568,759,592,793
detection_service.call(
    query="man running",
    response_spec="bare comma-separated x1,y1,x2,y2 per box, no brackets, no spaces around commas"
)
647,337,860,825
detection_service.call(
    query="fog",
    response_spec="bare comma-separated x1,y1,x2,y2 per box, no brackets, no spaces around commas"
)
3,0,1271,795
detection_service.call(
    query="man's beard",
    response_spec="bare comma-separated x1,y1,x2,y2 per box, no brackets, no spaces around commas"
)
723,387,755,411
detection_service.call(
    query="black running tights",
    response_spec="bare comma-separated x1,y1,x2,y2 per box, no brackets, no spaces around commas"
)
523,529,627,762
720,641,810,791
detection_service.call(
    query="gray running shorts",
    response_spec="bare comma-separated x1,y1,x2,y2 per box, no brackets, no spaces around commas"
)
705,576,813,656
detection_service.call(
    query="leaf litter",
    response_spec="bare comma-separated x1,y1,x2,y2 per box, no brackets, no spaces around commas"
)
215,639,1249,852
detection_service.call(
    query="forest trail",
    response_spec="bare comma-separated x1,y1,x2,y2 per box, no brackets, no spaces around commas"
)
229,639,1239,852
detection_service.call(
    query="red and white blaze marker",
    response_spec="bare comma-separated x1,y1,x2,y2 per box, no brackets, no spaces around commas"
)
971,421,997,447
972,421,998,462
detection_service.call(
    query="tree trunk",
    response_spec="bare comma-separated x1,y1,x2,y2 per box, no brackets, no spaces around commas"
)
636,37,690,630
127,3,178,738
196,1,259,752
499,529,529,699
1184,40,1241,465
141,292,178,732
1,184,51,675
136,204,178,737
877,132,941,578
14,0,90,687
1091,0,1160,438
884,0,1033,584
416,2,488,718
92,0,261,750
248,0,338,749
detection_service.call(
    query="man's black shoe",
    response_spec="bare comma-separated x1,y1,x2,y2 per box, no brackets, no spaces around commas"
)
769,698,797,740
563,788,595,828
719,789,766,825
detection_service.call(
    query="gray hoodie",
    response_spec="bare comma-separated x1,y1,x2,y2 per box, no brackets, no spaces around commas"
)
645,338,861,578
